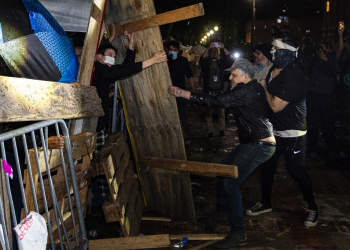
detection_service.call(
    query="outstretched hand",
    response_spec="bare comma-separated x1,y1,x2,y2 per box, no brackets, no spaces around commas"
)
124,30,135,50
153,51,167,64
48,136,65,149
168,86,183,97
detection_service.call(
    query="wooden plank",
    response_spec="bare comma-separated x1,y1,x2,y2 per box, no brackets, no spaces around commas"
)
143,157,239,179
0,76,103,122
27,132,96,173
187,241,218,250
102,200,120,223
89,234,170,250
129,193,144,236
142,216,171,222
114,149,131,188
170,234,226,241
0,161,12,250
69,0,107,135
112,4,204,36
105,0,196,222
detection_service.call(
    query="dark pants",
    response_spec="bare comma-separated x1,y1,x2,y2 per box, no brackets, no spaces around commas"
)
176,98,188,120
306,92,336,153
260,135,317,210
216,143,275,234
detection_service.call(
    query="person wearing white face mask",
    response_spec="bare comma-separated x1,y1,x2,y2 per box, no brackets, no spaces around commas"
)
246,31,319,229
91,30,167,134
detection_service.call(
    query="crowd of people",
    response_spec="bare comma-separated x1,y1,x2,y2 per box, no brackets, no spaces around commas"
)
167,25,349,248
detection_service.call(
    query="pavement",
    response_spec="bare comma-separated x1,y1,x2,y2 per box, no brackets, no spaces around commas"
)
139,98,350,250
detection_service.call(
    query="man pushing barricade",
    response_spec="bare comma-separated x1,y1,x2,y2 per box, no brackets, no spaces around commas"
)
168,58,276,248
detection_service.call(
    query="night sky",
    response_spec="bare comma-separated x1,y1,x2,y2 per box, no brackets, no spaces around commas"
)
154,0,324,44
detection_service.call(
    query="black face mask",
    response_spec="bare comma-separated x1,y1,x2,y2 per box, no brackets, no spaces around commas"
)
271,49,296,69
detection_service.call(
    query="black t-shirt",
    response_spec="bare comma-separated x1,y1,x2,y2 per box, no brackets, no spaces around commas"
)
167,55,193,89
266,64,307,131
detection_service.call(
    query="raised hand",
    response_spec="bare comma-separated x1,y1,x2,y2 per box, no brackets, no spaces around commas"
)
168,86,183,97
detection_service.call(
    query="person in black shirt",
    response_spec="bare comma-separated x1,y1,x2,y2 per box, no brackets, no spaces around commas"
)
92,31,167,133
168,58,276,248
246,32,319,228
167,41,195,120
200,43,231,138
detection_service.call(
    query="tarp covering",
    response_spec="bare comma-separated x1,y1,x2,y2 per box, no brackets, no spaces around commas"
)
38,0,91,32
0,0,79,83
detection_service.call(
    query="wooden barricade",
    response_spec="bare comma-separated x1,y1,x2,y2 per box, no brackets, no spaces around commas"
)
93,132,144,237
22,132,97,246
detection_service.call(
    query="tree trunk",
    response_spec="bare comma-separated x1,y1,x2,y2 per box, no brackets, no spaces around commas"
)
105,0,195,222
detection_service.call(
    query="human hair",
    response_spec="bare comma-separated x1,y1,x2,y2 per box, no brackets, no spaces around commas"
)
275,31,298,49
97,43,117,56
167,41,180,50
238,68,253,79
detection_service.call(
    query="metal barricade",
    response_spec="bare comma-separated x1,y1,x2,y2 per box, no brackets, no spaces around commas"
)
0,119,87,250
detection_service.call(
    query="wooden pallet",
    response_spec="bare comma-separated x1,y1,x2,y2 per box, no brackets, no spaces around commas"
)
22,132,96,246
99,132,144,237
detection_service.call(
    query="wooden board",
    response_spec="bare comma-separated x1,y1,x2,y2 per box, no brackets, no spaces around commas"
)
170,234,226,241
27,132,96,174
0,76,104,122
143,157,239,178
102,200,120,223
69,0,107,135
112,4,204,36
105,0,195,223
89,234,171,250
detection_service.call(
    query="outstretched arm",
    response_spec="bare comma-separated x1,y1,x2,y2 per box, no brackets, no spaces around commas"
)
168,86,191,100
142,51,167,69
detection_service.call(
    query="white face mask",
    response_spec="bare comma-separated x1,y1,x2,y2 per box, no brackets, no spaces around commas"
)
270,49,276,61
104,56,115,65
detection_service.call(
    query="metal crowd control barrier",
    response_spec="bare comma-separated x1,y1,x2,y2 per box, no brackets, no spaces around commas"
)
0,119,87,250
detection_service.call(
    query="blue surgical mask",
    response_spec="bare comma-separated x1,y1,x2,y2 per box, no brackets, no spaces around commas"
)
169,51,178,60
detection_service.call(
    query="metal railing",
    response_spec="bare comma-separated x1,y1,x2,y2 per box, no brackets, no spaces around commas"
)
0,119,87,250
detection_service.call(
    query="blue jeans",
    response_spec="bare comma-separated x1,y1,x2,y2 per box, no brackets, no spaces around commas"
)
216,143,275,234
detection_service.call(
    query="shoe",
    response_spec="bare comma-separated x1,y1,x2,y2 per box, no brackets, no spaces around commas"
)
197,211,229,224
304,208,318,227
246,202,272,216
211,231,248,249
208,132,214,139
219,130,225,138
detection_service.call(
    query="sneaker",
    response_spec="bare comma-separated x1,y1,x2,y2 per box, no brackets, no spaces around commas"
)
197,211,229,224
211,231,248,249
208,132,214,139
246,202,272,216
304,209,318,227
219,130,225,138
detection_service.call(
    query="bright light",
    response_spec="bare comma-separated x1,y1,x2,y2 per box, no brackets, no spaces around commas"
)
283,9,286,12
207,32,211,36
201,38,204,41
233,52,240,59
204,36,207,39
277,18,282,23
200,41,202,43
214,26,219,31
210,30,214,34
326,1,330,12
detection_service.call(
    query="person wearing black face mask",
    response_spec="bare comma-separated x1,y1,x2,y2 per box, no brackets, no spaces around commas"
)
167,40,195,121
246,32,319,228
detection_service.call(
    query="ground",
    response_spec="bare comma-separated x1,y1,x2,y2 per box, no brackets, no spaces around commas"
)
85,72,350,249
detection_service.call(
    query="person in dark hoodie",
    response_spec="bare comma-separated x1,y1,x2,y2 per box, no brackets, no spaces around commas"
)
246,32,319,229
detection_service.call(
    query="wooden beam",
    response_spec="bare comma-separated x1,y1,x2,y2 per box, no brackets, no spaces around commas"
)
170,234,226,241
142,216,171,222
143,157,239,179
89,235,171,250
69,0,107,135
112,3,205,36
187,241,218,250
105,0,196,223
0,76,104,122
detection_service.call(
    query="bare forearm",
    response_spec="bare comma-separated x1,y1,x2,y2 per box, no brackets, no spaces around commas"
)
177,89,191,100
264,88,277,111
142,58,155,69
